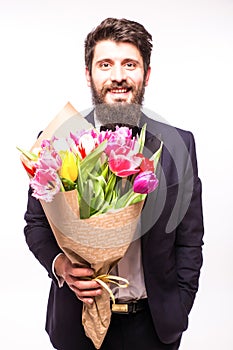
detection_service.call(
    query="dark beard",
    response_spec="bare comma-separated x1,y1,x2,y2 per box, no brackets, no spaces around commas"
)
95,103,142,128
90,78,146,126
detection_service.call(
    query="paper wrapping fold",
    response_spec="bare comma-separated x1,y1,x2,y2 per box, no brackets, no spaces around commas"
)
28,102,145,349
30,102,93,152
40,190,144,349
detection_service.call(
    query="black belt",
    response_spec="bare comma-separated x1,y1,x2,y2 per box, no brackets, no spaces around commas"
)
111,298,148,314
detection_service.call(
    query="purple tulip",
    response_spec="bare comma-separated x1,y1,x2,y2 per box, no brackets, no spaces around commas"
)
133,171,159,194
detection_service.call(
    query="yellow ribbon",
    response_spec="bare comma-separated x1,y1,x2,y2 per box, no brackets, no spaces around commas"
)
93,274,129,304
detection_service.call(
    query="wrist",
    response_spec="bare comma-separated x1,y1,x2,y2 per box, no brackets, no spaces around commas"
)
52,253,67,287
54,253,66,278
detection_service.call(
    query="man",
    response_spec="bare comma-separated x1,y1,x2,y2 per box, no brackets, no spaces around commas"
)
24,18,204,350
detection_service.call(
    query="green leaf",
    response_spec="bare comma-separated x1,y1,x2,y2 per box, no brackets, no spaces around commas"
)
61,177,76,191
138,123,147,154
114,188,134,209
129,193,146,205
101,162,109,180
16,146,38,161
88,172,106,189
79,141,107,181
90,201,111,216
90,180,105,213
79,179,93,219
150,140,163,172
105,173,117,201
77,157,84,194
115,188,146,209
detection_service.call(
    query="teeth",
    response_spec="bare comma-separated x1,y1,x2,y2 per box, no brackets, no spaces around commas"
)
111,89,128,93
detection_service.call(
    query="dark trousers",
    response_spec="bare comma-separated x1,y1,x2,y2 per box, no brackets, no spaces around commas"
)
56,301,181,350
101,303,181,350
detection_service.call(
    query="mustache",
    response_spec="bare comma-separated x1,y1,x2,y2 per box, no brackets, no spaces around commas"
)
90,75,145,106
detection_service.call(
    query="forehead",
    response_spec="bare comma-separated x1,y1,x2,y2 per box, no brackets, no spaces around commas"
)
92,40,143,63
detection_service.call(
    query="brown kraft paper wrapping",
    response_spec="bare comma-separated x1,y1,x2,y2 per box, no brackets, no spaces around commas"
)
28,102,145,348
40,190,144,349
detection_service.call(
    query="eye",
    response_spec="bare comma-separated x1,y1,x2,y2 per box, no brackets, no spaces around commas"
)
98,62,111,70
124,62,137,70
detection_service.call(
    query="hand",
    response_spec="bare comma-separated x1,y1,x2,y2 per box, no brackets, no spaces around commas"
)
54,253,102,304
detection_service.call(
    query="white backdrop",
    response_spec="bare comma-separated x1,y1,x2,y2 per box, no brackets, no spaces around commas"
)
0,0,233,349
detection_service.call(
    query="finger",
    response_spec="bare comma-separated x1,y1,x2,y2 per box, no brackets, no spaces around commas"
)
75,279,100,291
69,283,102,300
70,267,94,278
70,282,102,296
75,287,102,298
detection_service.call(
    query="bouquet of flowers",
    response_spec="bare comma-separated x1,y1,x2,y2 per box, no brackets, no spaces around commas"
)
18,102,162,348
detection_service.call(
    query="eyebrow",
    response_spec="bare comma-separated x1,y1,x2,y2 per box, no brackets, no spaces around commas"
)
95,58,141,65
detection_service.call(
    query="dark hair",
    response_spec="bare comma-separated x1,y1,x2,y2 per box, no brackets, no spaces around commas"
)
85,18,153,76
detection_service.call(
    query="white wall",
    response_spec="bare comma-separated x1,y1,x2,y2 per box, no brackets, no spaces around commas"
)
0,0,232,349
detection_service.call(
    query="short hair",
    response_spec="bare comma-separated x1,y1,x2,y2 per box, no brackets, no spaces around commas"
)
84,17,153,76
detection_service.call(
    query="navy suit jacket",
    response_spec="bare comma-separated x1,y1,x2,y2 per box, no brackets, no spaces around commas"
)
24,111,204,349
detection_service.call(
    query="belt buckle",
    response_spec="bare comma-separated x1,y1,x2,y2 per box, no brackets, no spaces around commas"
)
111,303,128,313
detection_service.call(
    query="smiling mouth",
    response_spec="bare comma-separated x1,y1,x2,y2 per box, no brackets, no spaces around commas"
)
109,87,131,94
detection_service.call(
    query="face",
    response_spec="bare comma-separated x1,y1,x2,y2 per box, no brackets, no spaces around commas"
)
86,40,151,105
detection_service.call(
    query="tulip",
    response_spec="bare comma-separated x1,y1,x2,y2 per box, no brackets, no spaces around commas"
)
16,147,40,177
70,131,99,160
133,171,159,194
37,149,62,171
135,153,155,172
115,125,132,138
104,129,135,157
108,149,141,177
21,158,36,177
30,168,61,202
59,151,78,182
78,133,97,159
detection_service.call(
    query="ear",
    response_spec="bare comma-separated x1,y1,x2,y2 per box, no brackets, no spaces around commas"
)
144,66,151,86
85,67,91,87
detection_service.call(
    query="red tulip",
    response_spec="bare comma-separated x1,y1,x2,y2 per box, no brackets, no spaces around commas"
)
136,153,155,172
20,155,36,177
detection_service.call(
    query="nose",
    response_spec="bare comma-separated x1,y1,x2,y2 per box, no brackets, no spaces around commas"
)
110,64,126,82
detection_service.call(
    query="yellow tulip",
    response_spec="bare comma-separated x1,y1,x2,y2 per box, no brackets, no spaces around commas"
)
59,151,78,182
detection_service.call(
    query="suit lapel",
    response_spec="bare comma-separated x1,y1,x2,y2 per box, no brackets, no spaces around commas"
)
85,111,95,125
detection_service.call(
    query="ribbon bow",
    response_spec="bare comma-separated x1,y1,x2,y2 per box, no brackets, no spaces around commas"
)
93,274,129,304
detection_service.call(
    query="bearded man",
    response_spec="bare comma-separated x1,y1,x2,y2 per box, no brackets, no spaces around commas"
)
24,17,204,350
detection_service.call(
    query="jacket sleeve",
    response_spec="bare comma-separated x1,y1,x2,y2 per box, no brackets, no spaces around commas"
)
175,131,204,314
24,186,63,284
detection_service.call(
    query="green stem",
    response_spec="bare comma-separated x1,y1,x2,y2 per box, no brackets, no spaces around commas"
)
60,181,65,192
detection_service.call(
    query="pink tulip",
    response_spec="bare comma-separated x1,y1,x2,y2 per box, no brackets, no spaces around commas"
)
113,126,132,140
98,129,113,144
103,126,136,157
30,168,61,202
108,148,142,177
36,149,62,171
133,171,159,194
